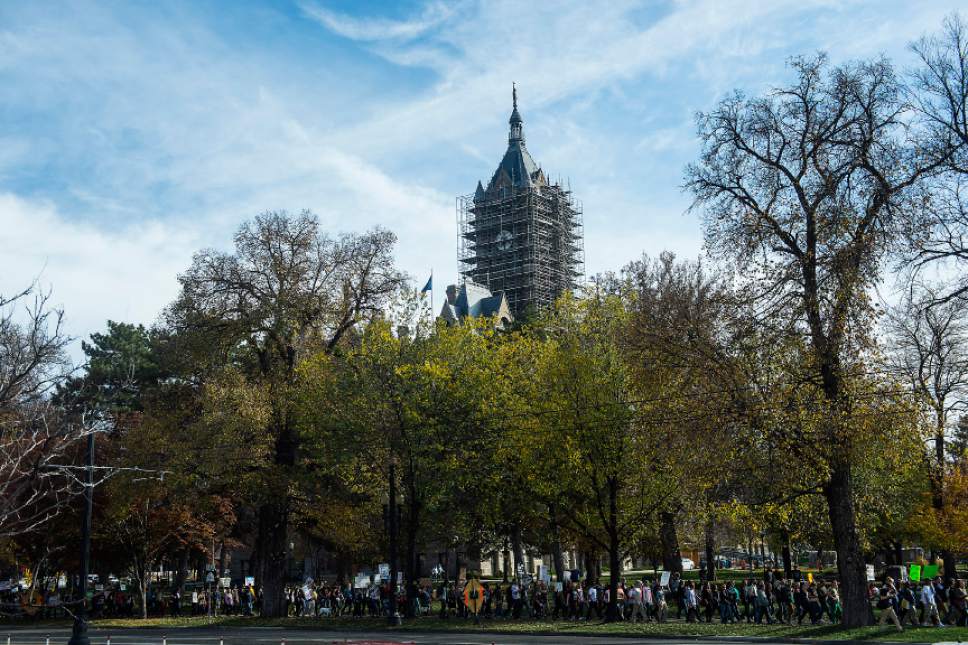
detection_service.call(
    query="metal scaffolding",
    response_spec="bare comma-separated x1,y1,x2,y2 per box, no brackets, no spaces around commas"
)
457,181,584,319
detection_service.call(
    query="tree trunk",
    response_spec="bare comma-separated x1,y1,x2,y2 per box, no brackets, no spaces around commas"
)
825,464,870,626
605,477,622,622
930,430,958,579
584,552,595,585
704,520,716,582
256,499,289,617
511,525,524,580
174,547,190,593
218,540,226,577
502,538,510,583
549,505,565,583
659,511,682,573
140,579,148,619
941,549,957,580
781,531,793,579
405,484,421,619
257,409,297,618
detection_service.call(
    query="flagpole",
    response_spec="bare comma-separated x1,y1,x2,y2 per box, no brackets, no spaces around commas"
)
430,268,434,321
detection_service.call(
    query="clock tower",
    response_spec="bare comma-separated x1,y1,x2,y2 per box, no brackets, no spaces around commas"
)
457,86,584,319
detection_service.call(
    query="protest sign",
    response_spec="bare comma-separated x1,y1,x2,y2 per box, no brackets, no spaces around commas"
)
909,564,921,581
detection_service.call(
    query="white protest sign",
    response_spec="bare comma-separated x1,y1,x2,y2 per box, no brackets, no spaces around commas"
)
866,565,875,581
660,571,671,587
539,565,551,585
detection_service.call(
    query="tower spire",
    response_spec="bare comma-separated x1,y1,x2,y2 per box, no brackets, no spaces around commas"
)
509,83,524,143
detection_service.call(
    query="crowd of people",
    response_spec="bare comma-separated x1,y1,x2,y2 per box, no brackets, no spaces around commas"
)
4,570,966,632
274,570,968,632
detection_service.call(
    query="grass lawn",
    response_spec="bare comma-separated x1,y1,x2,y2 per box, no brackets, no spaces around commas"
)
1,615,951,642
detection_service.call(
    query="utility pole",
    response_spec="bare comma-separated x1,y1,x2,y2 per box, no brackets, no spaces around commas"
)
68,431,95,645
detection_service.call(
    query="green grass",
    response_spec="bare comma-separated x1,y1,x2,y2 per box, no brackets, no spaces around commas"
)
0,614,955,642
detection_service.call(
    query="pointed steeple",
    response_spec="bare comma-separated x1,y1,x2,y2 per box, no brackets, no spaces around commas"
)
509,83,524,143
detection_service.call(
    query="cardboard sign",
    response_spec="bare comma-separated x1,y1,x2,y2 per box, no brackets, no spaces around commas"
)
220,577,231,588
539,565,551,585
909,565,922,582
379,563,390,581
464,579,485,614
924,564,939,579
660,571,671,587
866,565,875,581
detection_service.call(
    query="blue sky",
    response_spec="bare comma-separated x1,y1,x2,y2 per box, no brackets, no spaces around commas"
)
1,0,964,356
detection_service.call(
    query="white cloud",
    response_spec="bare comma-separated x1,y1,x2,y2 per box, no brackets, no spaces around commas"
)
0,193,199,360
3,0,966,352
299,1,457,42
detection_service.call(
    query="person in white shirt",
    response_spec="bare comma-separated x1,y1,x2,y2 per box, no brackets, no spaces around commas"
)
921,580,943,627
627,584,642,622
685,582,699,623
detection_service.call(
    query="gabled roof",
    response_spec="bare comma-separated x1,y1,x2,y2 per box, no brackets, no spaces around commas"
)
439,282,513,328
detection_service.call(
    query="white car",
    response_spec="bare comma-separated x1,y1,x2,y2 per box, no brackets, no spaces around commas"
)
681,557,696,571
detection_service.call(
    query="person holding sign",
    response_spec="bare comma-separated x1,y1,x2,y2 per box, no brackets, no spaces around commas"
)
876,584,903,631
898,581,918,627
920,580,943,626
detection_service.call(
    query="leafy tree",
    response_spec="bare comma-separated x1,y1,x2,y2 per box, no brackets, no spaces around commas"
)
685,54,945,625
883,284,968,572
168,211,403,615
531,292,678,621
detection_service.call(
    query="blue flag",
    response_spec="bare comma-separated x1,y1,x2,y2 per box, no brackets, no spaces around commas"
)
421,275,432,293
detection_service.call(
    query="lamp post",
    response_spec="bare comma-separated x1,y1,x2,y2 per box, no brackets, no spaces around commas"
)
387,460,402,626
68,431,95,645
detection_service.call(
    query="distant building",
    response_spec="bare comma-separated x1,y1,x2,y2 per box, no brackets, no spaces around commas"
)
458,85,584,319
438,281,512,328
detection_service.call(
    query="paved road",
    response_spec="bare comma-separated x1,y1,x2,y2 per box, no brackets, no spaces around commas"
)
0,626,863,645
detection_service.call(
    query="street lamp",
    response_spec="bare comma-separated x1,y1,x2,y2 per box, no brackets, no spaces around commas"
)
68,431,95,645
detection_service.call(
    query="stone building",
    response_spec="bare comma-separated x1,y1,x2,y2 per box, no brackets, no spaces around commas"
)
457,86,584,319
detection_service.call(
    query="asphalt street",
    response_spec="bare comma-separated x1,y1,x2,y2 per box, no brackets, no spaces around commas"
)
0,626,900,645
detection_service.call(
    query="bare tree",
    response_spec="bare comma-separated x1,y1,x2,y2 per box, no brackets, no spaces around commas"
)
0,285,101,538
883,284,968,572
685,54,944,625
170,211,404,617
907,14,968,302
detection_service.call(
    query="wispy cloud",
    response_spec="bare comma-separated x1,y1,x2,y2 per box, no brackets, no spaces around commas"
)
1,0,964,353
299,1,458,42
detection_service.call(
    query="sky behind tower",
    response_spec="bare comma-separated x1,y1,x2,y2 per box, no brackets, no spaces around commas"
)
1,0,964,357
